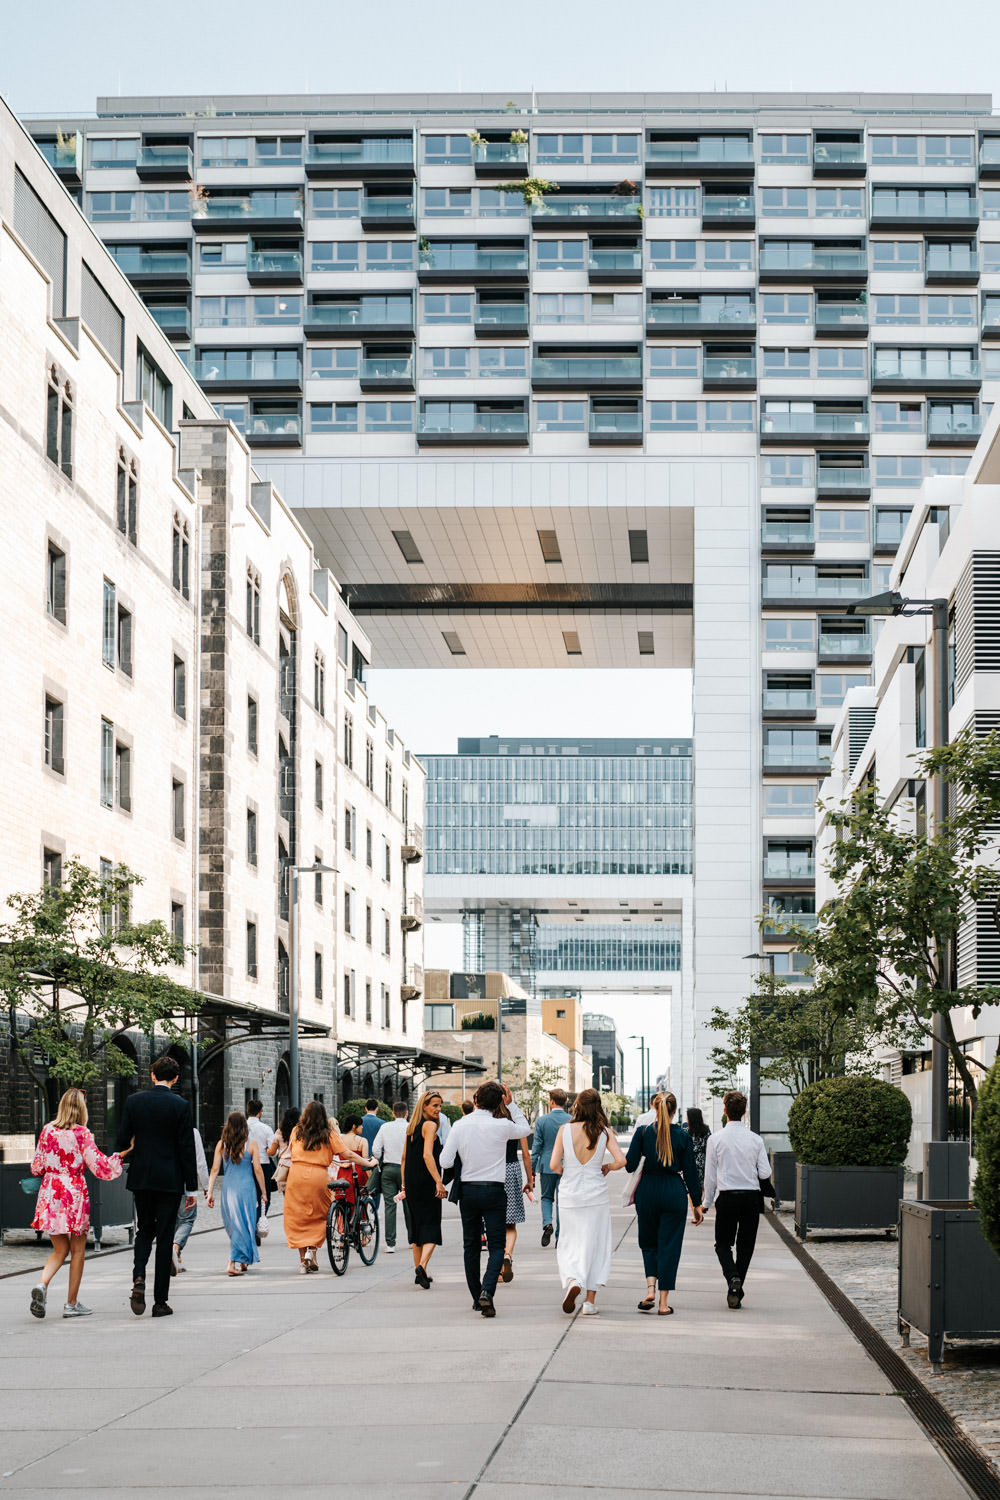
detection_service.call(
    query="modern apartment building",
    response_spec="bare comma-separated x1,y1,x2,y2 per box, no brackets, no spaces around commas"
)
0,96,429,1146
816,415,1000,1167
27,89,1000,1111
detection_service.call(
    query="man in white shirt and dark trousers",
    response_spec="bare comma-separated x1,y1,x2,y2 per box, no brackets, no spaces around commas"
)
371,1101,409,1253
440,1080,530,1318
701,1089,771,1309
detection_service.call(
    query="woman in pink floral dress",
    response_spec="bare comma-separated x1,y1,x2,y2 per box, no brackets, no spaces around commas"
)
29,1088,126,1320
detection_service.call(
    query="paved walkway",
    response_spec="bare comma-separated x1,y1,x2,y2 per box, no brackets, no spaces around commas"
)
0,1202,971,1498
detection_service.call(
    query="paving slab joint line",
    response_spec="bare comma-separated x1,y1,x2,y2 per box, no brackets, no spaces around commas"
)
766,1207,1000,1500
462,1214,637,1500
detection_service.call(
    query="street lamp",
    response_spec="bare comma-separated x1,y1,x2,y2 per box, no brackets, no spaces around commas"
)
288,861,337,1109
847,589,954,1194
629,1034,646,1110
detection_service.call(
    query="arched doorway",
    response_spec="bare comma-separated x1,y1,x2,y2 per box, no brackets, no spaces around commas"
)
275,1054,291,1125
362,1072,374,1098
106,1034,140,1144
399,1079,410,1105
382,1076,393,1106
341,1071,354,1105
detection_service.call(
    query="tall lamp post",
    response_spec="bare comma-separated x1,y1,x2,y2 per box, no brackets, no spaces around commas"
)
288,861,337,1109
847,589,957,1197
629,1034,646,1111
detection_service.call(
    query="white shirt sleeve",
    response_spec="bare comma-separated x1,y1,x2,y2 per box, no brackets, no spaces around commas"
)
193,1129,210,1191
756,1135,771,1182
439,1122,459,1171
702,1133,718,1209
504,1101,531,1139
372,1125,386,1161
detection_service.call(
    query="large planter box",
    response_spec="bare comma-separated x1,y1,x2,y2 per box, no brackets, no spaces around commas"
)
794,1162,904,1239
898,1199,1000,1372
0,1164,134,1247
769,1150,797,1210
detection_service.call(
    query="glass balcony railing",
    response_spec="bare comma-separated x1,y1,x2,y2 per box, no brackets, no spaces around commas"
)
871,193,978,221
818,633,871,657
194,194,304,223
762,912,819,935
817,466,871,490
763,575,870,599
761,523,814,546
925,248,979,276
763,746,830,768
474,142,529,167
110,250,191,277
703,355,756,381
193,356,302,384
419,248,528,273
534,195,642,219
147,305,191,336
813,142,865,167
873,356,981,382
764,856,816,879
360,356,413,382
38,139,81,171
307,300,413,327
588,250,643,273
701,194,755,219
361,196,415,219
980,140,1000,168
647,139,754,165
589,410,642,436
247,248,303,277
247,413,302,439
763,689,817,712
761,412,869,437
759,247,867,274
307,140,413,167
137,144,193,173
418,410,528,436
815,302,868,329
647,301,755,326
927,410,983,439
532,357,642,382
874,520,909,548
474,303,528,327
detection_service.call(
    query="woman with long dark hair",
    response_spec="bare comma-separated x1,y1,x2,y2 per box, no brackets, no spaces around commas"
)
548,1088,626,1316
207,1112,265,1275
401,1090,446,1288
683,1107,711,1223
282,1101,369,1273
625,1093,703,1315
267,1105,301,1192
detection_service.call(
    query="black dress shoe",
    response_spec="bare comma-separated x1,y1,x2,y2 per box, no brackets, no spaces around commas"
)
478,1293,496,1318
414,1265,431,1289
129,1279,146,1317
151,1302,173,1317
727,1277,743,1309
541,1224,553,1248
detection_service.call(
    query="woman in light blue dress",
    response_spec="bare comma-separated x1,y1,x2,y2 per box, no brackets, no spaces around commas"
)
207,1113,266,1275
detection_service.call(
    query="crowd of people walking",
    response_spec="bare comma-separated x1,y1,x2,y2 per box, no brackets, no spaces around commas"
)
25,1066,775,1324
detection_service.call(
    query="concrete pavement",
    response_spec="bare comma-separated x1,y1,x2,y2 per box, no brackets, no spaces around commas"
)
0,1201,972,1498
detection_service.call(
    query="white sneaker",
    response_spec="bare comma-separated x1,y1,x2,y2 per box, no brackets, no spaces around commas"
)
63,1302,93,1318
29,1283,47,1319
171,1249,181,1276
581,1302,598,1317
385,1245,396,1253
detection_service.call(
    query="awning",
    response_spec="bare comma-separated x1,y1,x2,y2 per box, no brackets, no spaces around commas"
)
334,1041,487,1075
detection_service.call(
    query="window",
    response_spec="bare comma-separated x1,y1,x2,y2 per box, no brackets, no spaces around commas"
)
760,134,809,164
702,239,754,270
760,293,811,325
314,951,323,1000
309,187,361,219
87,191,136,223
344,804,355,854
423,347,470,378
536,133,585,164
314,859,324,905
535,292,586,323
343,711,355,769
384,913,391,957
172,779,185,841
383,984,391,1029
255,136,302,166
100,719,114,807
365,981,373,1023
366,825,373,867
137,345,171,427
170,902,184,946
760,187,809,218
246,567,261,644
247,695,259,756
364,239,415,271
246,808,258,866
365,737,375,789
46,542,67,623
343,970,354,1016
476,345,526,378
645,186,699,218
423,134,473,165
648,346,699,378
246,921,258,979
421,293,473,324
764,784,819,818
384,839,392,882
172,655,186,719
344,887,353,934
764,618,816,652
385,763,392,810
816,509,868,542
423,187,472,217
45,366,73,478
198,240,248,272
534,399,586,432
535,240,586,271
366,901,373,946
115,739,132,812
44,695,64,774
172,515,191,600
871,241,921,272
314,652,326,717
43,847,62,890
143,190,190,222
89,137,138,168
817,672,870,707
309,347,359,380
914,647,927,748
310,240,358,272
115,450,138,544
102,581,131,674
314,759,323,809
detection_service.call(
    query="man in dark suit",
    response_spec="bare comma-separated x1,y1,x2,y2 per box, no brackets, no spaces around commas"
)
116,1054,198,1317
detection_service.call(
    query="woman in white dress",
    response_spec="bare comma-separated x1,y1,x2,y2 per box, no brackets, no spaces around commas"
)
549,1088,627,1315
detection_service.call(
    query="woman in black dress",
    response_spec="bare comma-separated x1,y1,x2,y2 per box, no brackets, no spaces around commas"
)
401,1090,446,1288
626,1093,703,1316
683,1107,711,1223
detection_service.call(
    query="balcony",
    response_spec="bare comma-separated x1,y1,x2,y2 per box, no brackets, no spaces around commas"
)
192,353,303,394
474,141,529,178
759,246,867,284
764,854,816,881
401,963,424,1001
305,138,415,178
531,355,642,390
869,191,978,230
814,302,869,337
873,518,909,555
532,194,643,230
646,137,755,177
871,355,981,393
36,136,82,184
474,301,529,337
589,408,643,446
816,464,871,497
146,304,191,341
813,140,866,176
701,192,756,229
926,409,983,445
587,247,643,283
401,894,424,930
980,139,1000,179
401,824,424,862
111,248,192,288
762,572,870,603
761,521,815,552
817,631,871,663
924,247,979,285
702,354,756,390
763,744,831,773
417,246,529,284
358,355,415,391
136,144,194,181
246,246,304,285
245,411,303,446
760,412,869,445
983,307,1000,341
192,193,305,232
762,911,819,936
304,298,414,338
361,194,415,230
646,299,756,336
416,409,529,447
763,688,817,719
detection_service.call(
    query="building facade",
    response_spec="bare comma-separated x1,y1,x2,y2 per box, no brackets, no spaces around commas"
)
0,97,428,1150
27,89,1000,1108
582,1013,626,1094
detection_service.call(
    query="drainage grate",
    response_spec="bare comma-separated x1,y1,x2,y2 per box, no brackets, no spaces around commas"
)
767,1209,1000,1500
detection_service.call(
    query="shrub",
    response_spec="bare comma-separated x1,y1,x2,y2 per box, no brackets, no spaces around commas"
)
461,1012,495,1031
974,1055,1000,1257
338,1098,393,1123
787,1076,911,1167
440,1103,463,1124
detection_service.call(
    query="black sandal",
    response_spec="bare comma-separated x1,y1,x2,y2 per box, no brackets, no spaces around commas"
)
658,1306,675,1316
637,1296,656,1312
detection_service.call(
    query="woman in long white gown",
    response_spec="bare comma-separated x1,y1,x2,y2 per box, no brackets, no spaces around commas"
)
549,1089,627,1315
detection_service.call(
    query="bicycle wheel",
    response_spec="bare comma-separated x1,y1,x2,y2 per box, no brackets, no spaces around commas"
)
356,1196,380,1265
326,1199,350,1275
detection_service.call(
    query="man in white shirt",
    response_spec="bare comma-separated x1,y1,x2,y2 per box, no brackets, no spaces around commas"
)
171,1127,210,1275
701,1089,771,1309
371,1101,409,1253
246,1099,276,1224
439,1080,530,1318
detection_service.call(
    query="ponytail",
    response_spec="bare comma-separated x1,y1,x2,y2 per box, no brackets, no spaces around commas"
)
653,1092,678,1167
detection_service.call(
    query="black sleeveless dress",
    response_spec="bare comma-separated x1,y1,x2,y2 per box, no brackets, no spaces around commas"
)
403,1125,442,1245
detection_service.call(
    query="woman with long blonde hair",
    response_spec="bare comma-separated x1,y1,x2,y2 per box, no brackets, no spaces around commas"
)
624,1091,703,1315
548,1088,627,1316
401,1090,446,1287
28,1088,126,1320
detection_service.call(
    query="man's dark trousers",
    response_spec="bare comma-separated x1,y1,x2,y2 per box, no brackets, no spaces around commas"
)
459,1182,507,1302
713,1189,761,1284
134,1190,183,1305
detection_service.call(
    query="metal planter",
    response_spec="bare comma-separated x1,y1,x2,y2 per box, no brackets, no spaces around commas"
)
898,1200,1000,1372
769,1150,797,1210
794,1162,904,1239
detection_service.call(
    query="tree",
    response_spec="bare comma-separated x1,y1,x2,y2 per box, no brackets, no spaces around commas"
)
0,859,201,1096
502,1057,564,1121
601,1091,633,1130
788,729,1000,1110
705,969,897,1099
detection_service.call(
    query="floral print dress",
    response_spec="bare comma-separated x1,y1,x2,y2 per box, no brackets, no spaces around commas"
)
30,1124,123,1237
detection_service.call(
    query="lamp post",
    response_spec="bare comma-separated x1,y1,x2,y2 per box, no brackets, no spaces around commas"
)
847,590,955,1194
288,861,337,1109
629,1034,646,1110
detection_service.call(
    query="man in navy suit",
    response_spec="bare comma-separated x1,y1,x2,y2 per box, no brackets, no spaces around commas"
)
116,1055,198,1317
531,1089,572,1246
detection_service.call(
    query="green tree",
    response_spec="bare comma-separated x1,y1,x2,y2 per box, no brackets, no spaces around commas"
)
973,1053,1000,1257
788,729,1000,1109
601,1090,633,1130
502,1057,564,1121
0,859,200,1095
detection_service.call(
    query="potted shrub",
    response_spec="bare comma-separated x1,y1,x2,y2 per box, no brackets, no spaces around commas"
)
460,1011,496,1031
897,1053,1000,1371
788,1075,909,1239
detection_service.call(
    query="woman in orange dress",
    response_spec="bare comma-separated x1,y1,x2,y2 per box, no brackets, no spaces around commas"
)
282,1100,369,1273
